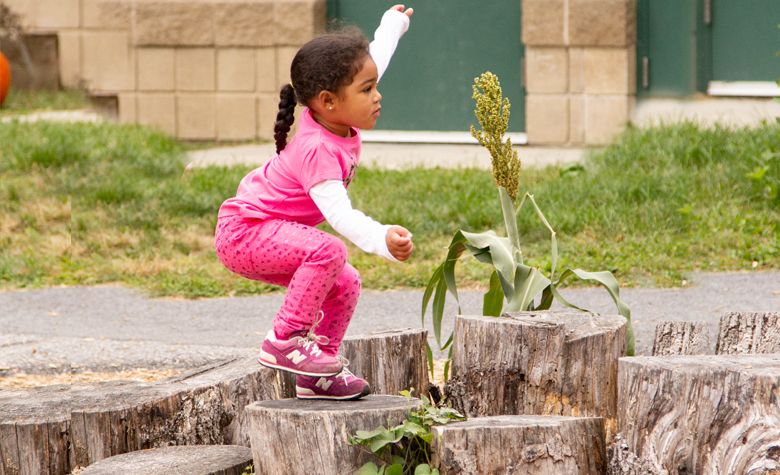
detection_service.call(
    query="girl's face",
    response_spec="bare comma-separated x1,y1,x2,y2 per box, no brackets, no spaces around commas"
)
312,56,382,136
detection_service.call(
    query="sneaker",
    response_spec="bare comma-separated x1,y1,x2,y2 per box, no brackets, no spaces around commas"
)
258,315,343,377
296,363,371,401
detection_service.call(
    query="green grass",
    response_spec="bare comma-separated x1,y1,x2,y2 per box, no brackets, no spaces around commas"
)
0,119,778,297
0,89,90,116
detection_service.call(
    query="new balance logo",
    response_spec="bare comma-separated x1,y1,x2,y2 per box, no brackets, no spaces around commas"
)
286,350,307,365
315,378,333,391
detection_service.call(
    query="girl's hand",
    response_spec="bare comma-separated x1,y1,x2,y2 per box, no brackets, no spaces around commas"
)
390,4,414,18
386,226,414,262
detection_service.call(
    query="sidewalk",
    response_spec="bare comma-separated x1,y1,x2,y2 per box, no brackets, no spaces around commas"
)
1,271,778,386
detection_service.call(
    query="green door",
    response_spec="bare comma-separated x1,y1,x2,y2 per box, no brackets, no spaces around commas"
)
637,0,780,96
328,1,525,132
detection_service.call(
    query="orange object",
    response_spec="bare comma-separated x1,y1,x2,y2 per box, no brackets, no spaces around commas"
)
0,52,11,106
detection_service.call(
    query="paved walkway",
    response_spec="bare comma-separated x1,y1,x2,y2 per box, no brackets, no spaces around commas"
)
1,272,778,380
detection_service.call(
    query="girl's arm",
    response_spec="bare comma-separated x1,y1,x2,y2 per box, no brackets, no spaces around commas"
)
310,180,399,261
369,7,412,82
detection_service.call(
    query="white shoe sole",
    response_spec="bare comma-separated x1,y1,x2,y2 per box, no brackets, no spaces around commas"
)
257,357,342,377
295,385,371,401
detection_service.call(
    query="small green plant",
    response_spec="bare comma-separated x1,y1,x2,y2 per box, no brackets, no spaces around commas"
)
747,150,780,204
349,390,465,475
422,72,634,380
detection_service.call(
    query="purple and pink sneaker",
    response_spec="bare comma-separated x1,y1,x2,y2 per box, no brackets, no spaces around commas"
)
296,363,371,401
258,329,343,377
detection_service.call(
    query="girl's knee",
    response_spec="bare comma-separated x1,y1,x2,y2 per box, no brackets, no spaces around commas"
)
312,236,348,268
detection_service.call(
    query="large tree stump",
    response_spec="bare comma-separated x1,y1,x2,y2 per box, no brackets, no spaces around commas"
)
431,415,606,474
69,357,293,468
246,395,421,475
618,354,780,474
445,311,625,425
78,445,252,475
716,311,780,354
341,328,429,396
651,320,710,355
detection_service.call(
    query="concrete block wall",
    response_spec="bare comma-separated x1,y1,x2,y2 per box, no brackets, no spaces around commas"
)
5,0,635,145
4,0,326,141
522,0,636,145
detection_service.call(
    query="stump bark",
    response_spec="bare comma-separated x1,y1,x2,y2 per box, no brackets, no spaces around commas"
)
246,395,421,475
618,354,780,474
78,445,253,475
716,311,780,354
431,415,606,474
341,328,429,396
651,320,710,356
445,311,625,425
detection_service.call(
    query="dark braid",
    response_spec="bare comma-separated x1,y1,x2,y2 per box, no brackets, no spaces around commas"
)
274,84,297,153
272,27,369,154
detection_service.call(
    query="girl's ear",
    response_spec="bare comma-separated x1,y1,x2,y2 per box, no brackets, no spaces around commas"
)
314,90,338,112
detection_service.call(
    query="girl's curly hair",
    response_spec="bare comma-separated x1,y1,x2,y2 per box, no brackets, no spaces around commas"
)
274,27,369,153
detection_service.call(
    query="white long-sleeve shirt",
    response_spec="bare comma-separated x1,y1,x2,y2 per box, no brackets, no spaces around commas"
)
309,10,410,262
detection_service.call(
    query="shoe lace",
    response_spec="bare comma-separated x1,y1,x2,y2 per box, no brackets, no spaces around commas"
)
293,311,330,357
337,355,354,384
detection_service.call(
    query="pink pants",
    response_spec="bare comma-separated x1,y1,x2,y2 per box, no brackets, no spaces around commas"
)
214,215,361,356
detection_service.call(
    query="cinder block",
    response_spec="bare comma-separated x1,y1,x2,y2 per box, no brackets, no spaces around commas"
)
137,93,176,135
81,0,132,29
526,94,569,145
584,95,632,145
57,31,81,89
34,0,80,29
137,48,175,91
584,47,635,94
525,47,568,94
257,93,278,141
217,49,256,92
522,0,564,46
256,47,277,92
569,94,585,144
568,48,586,93
569,0,635,46
118,93,136,124
134,2,214,46
217,95,257,140
177,93,216,140
176,48,215,91
274,0,326,46
81,31,134,92
275,47,297,88
215,2,275,47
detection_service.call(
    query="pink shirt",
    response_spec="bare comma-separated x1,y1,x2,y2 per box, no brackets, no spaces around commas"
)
218,107,361,226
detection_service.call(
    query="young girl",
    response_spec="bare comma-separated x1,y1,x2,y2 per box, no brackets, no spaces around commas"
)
215,6,415,401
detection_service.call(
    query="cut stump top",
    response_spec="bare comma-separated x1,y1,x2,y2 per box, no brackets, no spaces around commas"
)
248,394,422,414
77,445,253,475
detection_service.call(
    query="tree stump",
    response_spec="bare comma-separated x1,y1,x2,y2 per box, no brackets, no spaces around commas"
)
77,445,252,475
69,357,294,467
246,395,421,475
606,434,660,475
618,354,780,474
0,385,72,475
431,415,606,474
340,328,429,396
651,320,710,355
445,311,625,425
716,311,780,354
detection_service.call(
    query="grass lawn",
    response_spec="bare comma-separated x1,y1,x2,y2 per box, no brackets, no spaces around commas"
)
0,118,778,298
0,89,89,117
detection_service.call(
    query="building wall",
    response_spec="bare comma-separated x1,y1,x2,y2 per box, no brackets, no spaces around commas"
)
4,0,325,141
522,0,636,145
5,0,635,145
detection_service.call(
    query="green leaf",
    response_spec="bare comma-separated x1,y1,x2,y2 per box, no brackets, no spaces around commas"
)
426,343,434,380
414,464,434,475
391,456,405,466
421,264,443,327
431,271,447,348
482,270,504,316
498,186,521,260
555,268,635,356
355,462,383,475
535,285,554,310
506,264,550,312
385,464,403,475
367,429,404,453
461,230,515,288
